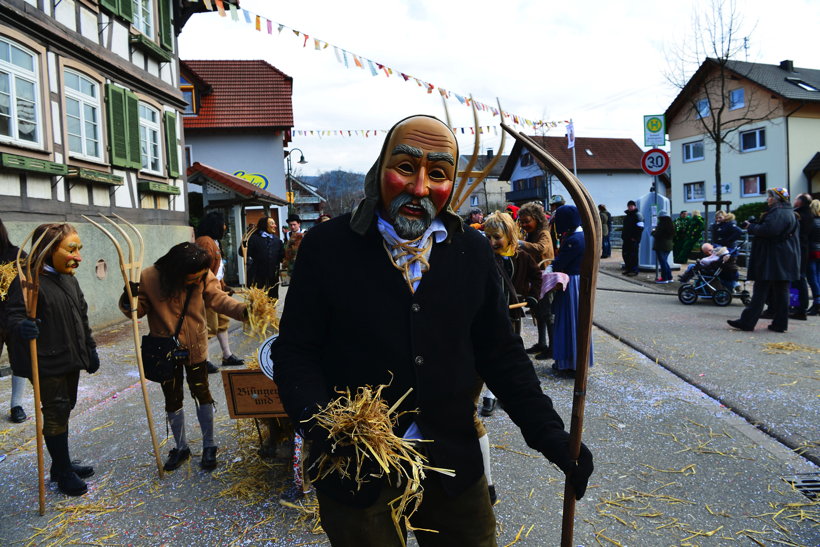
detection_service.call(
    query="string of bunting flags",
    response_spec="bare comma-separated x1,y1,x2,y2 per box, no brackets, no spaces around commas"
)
291,125,505,139
196,0,571,133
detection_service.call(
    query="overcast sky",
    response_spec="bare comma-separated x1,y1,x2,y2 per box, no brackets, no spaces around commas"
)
178,0,820,177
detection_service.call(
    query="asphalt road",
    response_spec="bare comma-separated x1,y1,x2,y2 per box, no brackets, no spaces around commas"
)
0,269,817,546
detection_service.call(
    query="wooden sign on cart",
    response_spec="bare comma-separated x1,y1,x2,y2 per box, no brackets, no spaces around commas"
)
221,369,288,419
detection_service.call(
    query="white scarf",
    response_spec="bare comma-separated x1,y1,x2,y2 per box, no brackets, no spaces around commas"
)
377,215,447,293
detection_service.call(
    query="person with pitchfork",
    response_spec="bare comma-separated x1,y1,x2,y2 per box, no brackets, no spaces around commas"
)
272,115,593,546
6,223,99,497
118,242,246,471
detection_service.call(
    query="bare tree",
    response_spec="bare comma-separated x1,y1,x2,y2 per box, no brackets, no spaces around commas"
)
664,0,776,205
313,170,366,217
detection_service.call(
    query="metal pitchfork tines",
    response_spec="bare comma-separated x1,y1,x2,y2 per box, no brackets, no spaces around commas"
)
82,214,164,478
16,227,62,515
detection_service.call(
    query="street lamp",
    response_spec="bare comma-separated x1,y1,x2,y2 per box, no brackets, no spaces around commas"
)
285,148,307,211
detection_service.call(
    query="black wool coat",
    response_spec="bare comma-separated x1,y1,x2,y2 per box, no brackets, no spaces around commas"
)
746,202,800,282
6,270,96,379
246,231,284,289
271,214,568,507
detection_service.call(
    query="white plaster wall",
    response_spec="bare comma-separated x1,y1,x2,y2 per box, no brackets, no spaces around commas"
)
132,50,145,70
111,20,130,60
27,175,52,199
0,172,20,196
55,175,65,201
47,52,58,94
92,185,110,207
54,0,76,31
549,172,651,212
70,182,89,205
79,6,99,44
146,57,159,78
161,60,175,87
51,100,62,145
787,116,820,193
671,119,789,210
113,171,132,207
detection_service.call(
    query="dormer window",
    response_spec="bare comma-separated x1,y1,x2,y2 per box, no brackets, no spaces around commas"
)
180,75,196,115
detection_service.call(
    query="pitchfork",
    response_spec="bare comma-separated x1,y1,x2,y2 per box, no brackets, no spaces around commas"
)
16,228,61,515
82,214,164,478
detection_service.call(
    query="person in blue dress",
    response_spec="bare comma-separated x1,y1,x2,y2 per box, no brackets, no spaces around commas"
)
550,205,593,376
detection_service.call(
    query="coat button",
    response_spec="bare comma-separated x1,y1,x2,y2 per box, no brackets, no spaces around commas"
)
414,355,424,366
411,303,421,312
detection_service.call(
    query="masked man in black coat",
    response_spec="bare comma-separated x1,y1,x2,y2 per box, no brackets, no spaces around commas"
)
728,187,800,333
271,115,593,546
6,223,100,496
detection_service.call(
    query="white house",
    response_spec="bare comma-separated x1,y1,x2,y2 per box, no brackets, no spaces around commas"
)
665,58,820,211
498,136,665,213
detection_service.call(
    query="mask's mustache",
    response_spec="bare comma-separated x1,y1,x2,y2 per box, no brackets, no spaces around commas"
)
389,193,436,219
388,193,437,239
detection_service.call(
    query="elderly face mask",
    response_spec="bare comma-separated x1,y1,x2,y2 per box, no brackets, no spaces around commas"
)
378,116,457,239
51,233,83,275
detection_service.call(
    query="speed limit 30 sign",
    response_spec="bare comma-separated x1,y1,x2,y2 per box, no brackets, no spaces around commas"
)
641,148,669,176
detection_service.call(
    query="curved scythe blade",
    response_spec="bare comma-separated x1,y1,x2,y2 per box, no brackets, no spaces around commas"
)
500,123,601,547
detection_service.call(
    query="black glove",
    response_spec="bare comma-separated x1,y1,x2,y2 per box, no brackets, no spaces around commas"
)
299,403,357,459
17,318,40,340
87,349,100,374
525,296,538,308
541,431,594,500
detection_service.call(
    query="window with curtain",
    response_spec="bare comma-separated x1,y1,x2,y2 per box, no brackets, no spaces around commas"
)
64,69,101,160
138,102,161,173
132,0,154,38
0,37,40,146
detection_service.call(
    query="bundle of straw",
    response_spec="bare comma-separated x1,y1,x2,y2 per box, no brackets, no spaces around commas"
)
243,286,279,340
0,261,16,301
309,384,454,542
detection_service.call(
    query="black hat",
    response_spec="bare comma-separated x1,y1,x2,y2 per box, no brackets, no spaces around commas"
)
627,200,636,207
286,214,301,223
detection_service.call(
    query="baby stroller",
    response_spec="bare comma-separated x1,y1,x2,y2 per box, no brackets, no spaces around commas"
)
678,248,751,306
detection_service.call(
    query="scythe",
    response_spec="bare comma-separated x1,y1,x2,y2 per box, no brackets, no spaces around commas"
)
500,123,601,547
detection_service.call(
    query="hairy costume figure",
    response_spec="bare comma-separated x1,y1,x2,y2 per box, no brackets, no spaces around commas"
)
272,115,593,546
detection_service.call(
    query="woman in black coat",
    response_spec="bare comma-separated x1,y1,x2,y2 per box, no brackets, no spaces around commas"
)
651,211,675,283
728,188,800,333
246,216,285,299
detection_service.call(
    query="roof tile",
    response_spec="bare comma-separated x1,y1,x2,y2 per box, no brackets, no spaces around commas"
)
181,60,294,129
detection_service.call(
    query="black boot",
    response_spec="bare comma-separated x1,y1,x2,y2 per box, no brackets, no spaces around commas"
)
44,432,88,496
808,303,820,316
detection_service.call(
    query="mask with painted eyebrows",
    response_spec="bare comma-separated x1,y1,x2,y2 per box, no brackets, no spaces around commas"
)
378,117,457,238
51,232,83,275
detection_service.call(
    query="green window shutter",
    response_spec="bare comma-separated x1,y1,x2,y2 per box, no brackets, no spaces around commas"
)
100,0,119,14
118,0,133,23
164,111,179,178
105,84,130,168
158,0,173,51
125,91,141,169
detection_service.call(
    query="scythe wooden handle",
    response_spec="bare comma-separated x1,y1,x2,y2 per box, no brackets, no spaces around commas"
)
500,124,602,547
